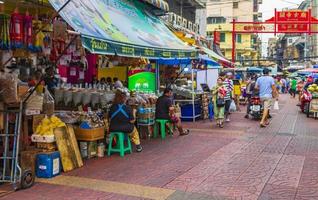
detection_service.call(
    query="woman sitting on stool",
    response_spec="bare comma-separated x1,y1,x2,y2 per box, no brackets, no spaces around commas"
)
109,89,142,152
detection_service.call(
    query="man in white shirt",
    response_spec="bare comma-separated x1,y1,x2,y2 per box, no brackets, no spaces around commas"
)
113,77,123,89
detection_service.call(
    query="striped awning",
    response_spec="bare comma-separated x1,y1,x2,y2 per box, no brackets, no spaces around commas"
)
143,0,169,12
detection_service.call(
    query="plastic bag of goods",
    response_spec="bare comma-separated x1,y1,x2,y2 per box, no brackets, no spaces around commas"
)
43,88,55,116
0,72,19,103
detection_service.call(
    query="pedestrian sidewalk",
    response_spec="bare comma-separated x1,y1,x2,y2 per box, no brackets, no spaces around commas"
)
1,94,318,200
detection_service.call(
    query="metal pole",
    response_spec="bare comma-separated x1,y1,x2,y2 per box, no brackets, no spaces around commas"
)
305,33,307,62
191,68,195,122
232,19,236,64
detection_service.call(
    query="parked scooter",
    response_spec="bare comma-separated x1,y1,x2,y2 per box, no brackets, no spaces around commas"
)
249,96,263,120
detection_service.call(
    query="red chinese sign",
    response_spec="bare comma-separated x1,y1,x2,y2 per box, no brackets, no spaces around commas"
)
276,11,309,22
230,9,318,63
278,24,308,32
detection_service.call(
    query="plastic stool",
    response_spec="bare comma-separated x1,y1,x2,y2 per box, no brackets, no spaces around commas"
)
108,132,132,157
153,119,173,139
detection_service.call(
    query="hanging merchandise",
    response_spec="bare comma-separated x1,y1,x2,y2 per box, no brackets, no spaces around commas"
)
33,14,45,52
10,8,24,49
0,13,10,50
24,11,33,50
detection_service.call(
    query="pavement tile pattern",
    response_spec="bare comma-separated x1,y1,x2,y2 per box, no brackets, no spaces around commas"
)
1,95,318,200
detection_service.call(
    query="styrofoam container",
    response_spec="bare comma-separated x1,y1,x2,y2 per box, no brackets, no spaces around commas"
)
31,134,55,143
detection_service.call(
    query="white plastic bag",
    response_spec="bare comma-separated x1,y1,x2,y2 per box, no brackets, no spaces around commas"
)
230,100,237,112
273,100,279,110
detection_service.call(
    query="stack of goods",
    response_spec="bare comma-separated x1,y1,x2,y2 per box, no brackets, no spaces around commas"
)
127,92,157,124
31,115,65,151
308,84,318,98
308,84,318,112
171,84,197,99
200,93,209,120
54,86,115,109
74,111,105,159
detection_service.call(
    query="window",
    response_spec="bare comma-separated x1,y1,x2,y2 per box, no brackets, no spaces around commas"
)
220,33,226,42
236,34,242,43
206,31,213,38
253,14,258,22
207,17,226,24
237,53,243,61
233,2,239,9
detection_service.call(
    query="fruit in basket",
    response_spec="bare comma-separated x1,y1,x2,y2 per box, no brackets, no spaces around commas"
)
35,116,66,135
308,86,315,93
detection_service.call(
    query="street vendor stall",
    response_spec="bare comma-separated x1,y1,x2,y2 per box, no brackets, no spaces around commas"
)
156,55,220,122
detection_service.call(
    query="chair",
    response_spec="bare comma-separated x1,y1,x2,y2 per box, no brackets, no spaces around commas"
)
108,132,132,157
153,119,173,139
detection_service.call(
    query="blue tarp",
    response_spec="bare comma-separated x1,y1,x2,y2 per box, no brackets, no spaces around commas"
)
154,55,220,68
247,67,264,73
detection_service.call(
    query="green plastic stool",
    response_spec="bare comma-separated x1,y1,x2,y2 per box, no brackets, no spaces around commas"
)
108,132,132,157
153,119,173,139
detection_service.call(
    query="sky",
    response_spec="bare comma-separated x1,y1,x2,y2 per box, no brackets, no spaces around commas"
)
260,0,304,56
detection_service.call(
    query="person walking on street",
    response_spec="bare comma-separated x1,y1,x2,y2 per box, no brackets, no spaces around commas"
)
220,72,234,122
212,78,227,128
255,68,278,127
290,78,297,98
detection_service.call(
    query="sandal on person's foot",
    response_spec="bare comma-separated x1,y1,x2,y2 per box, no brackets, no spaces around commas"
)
180,129,190,136
260,123,267,128
136,145,143,153
220,122,224,128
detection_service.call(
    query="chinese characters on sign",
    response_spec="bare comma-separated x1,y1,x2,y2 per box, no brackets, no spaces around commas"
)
277,11,309,22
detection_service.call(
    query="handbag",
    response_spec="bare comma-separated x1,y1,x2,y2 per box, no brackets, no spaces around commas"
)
216,97,225,107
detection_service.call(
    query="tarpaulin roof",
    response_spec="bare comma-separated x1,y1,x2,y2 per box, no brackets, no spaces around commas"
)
49,0,196,59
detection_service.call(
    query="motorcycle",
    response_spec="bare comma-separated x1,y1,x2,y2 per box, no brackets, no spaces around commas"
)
249,96,263,120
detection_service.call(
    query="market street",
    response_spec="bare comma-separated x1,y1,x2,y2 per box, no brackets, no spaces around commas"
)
0,94,317,200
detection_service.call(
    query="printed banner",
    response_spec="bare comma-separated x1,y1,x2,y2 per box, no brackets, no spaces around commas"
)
49,0,196,58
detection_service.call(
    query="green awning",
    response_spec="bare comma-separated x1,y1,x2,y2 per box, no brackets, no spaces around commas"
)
49,0,197,59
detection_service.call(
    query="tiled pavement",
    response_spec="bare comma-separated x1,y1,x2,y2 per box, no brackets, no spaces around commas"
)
1,94,318,200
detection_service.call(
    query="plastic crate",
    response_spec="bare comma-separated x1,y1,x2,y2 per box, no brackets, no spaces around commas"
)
36,151,61,178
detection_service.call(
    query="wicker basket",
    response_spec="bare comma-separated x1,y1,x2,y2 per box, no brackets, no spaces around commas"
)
75,126,105,141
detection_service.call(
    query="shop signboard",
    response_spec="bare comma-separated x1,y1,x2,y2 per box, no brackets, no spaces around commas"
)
128,65,156,92
81,36,196,58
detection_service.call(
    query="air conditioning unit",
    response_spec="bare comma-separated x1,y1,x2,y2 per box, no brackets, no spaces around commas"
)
176,16,183,26
193,24,200,34
182,18,188,29
193,24,198,34
188,21,193,31
168,13,177,24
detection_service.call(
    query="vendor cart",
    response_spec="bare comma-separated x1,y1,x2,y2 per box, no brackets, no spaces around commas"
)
307,96,318,119
0,102,34,190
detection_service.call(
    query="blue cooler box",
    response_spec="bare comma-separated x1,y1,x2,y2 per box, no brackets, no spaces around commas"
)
36,151,61,178
180,104,202,121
